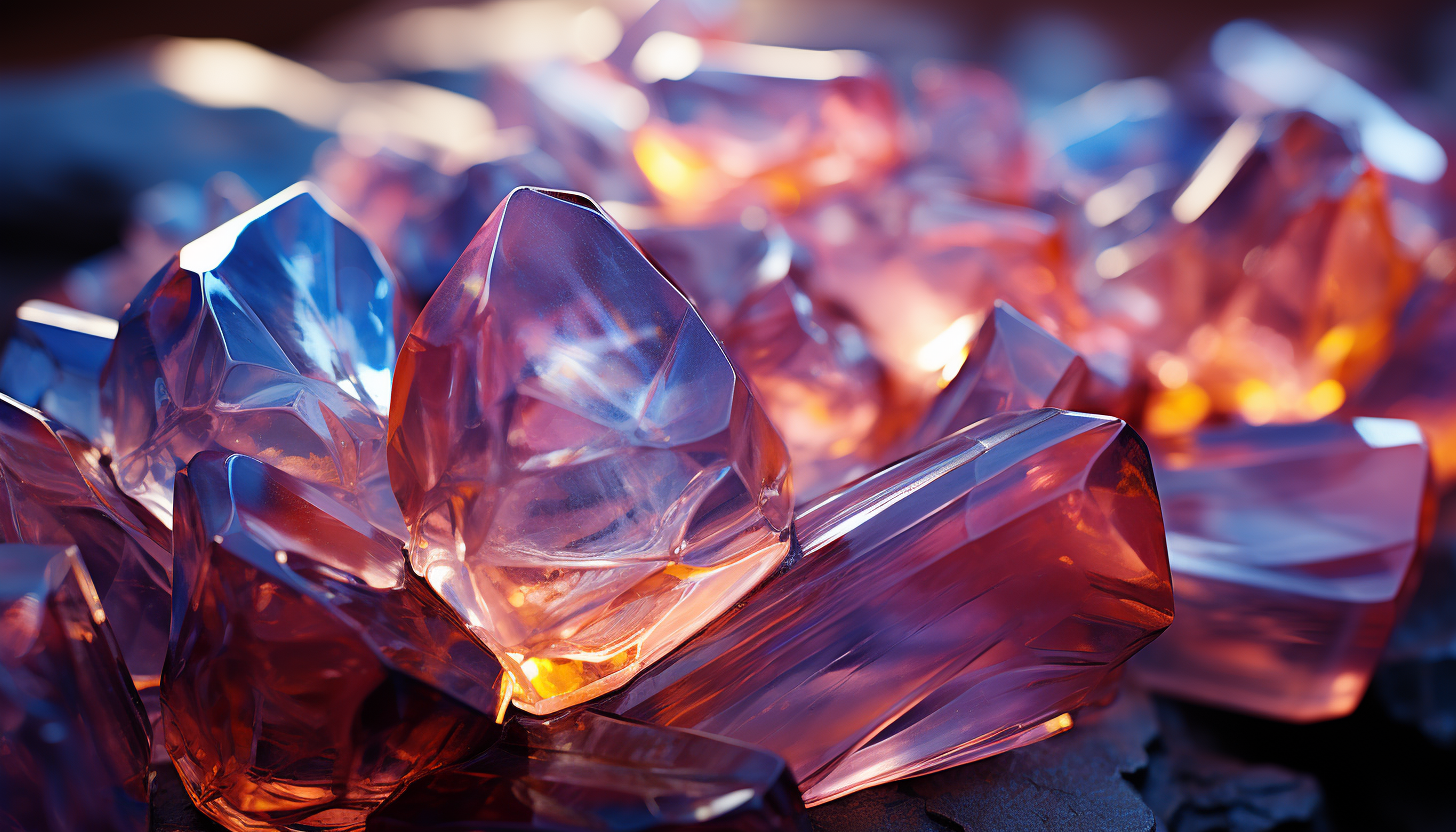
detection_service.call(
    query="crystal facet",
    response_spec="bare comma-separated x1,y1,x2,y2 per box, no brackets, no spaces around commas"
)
0,394,172,697
388,186,793,714
164,452,508,832
0,300,117,446
604,409,1174,805
1131,418,1431,721
904,301,1088,452
100,182,408,533
0,543,150,832
368,709,811,831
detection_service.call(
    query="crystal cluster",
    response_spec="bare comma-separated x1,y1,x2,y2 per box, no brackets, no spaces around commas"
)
3,3,1454,831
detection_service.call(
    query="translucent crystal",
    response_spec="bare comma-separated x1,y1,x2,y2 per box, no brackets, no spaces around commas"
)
1132,418,1431,721
388,187,793,714
100,182,408,533
165,452,508,832
0,543,150,832
604,409,1174,805
0,300,117,446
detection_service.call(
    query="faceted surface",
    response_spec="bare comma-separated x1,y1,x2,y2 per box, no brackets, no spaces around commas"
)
632,40,900,221
388,186,793,714
630,218,796,333
904,301,1088,452
791,173,1082,401
604,408,1174,805
164,452,508,832
0,543,150,832
723,277,889,501
368,709,811,831
101,182,408,533
0,300,117,446
1132,418,1430,722
0,394,172,697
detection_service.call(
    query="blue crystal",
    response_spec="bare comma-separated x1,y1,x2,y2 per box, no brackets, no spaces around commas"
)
0,301,117,446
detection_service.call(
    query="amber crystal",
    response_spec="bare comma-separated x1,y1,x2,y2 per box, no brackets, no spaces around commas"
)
0,394,171,698
0,543,150,832
100,182,408,534
723,276,889,501
368,709,810,831
0,300,117,446
604,408,1174,805
164,452,508,832
904,301,1088,451
1132,418,1431,722
388,186,793,714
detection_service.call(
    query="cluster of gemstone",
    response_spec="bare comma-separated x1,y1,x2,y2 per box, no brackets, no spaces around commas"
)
1,3,1449,830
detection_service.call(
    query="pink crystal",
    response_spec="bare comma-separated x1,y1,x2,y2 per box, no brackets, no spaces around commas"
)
904,301,1088,451
723,276,890,501
368,709,809,831
388,187,793,714
100,182,408,534
604,408,1174,805
0,543,150,832
630,218,798,332
0,394,172,701
909,61,1030,204
1131,418,1431,722
165,452,508,832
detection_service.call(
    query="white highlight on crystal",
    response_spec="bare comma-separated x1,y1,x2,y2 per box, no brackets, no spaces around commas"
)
633,31,705,82
17,300,119,339
1171,117,1262,224
1353,417,1425,450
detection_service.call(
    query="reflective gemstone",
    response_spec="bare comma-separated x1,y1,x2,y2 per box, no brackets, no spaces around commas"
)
100,182,408,534
723,276,889,501
604,409,1174,805
388,187,793,714
0,394,172,701
904,301,1088,452
368,709,810,832
1132,418,1431,722
630,218,798,333
164,452,508,832
0,300,118,446
0,543,150,832
791,174,1082,401
910,61,1029,204
632,39,901,221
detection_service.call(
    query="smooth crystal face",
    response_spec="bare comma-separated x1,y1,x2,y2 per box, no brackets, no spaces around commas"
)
632,42,901,221
0,394,172,697
604,409,1174,805
389,187,793,714
1132,418,1431,722
723,277,888,501
910,61,1029,204
0,300,117,446
100,182,408,534
905,301,1088,451
368,709,810,832
0,544,150,832
791,175,1083,400
631,219,795,332
164,452,508,832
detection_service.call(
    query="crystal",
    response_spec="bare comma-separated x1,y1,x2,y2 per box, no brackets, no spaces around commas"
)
909,61,1029,204
0,543,150,832
791,174,1083,401
722,276,889,501
367,709,810,831
164,452,509,832
0,394,172,699
100,181,408,534
631,40,900,221
603,408,1174,805
903,301,1088,452
0,300,117,446
630,218,798,333
388,186,793,714
1131,418,1431,722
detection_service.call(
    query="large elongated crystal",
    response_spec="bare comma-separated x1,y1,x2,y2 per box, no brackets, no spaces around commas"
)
368,709,810,831
0,544,150,832
604,409,1174,805
0,300,117,446
0,394,171,696
1132,418,1430,722
100,182,408,533
165,452,508,832
388,186,793,714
